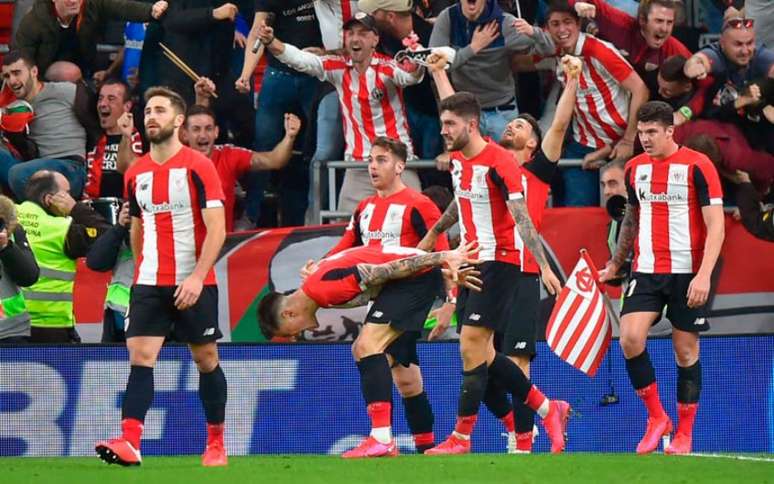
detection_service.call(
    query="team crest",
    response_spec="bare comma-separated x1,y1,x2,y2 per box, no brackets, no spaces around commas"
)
371,87,385,102
671,171,686,183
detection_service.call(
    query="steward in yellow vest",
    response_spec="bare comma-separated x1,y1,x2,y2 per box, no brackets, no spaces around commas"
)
15,170,110,343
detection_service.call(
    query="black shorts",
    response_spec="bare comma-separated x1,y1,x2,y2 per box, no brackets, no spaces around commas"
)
366,268,443,332
457,261,519,333
499,272,540,358
385,331,421,368
126,284,223,343
620,272,711,332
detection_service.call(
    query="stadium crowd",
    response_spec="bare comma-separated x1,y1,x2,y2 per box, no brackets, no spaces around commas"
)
0,0,771,465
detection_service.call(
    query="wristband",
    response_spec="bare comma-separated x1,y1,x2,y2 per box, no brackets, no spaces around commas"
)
678,106,692,121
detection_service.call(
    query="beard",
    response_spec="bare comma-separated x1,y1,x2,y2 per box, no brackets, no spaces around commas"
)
146,122,176,144
446,129,470,152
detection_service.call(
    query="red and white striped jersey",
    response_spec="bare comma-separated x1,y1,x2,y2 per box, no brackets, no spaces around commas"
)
276,44,418,161
125,146,225,286
450,141,525,265
314,0,358,50
303,245,425,308
625,146,723,274
554,33,634,149
514,150,556,273
328,187,449,255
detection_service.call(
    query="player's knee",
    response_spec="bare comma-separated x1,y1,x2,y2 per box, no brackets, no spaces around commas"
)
673,342,699,367
392,367,422,397
191,345,219,373
352,336,378,360
619,333,646,359
128,345,158,367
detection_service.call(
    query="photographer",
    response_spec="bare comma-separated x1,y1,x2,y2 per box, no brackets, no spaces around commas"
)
0,195,40,344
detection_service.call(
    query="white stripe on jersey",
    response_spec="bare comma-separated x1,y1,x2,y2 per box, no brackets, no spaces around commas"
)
135,171,159,285
169,168,196,285
635,164,655,273
514,173,528,268
470,164,497,261
667,163,692,272
380,204,407,248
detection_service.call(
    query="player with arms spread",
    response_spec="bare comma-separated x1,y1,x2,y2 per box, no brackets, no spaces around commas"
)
95,87,229,467
600,101,725,455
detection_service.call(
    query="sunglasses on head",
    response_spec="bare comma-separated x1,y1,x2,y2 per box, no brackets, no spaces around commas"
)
724,17,754,30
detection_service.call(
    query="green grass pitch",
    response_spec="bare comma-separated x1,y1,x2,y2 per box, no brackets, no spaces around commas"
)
3,454,773,484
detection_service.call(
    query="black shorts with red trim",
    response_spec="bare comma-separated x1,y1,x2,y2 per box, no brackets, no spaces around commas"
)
126,284,222,343
366,267,443,332
620,272,711,332
497,271,540,358
457,261,520,333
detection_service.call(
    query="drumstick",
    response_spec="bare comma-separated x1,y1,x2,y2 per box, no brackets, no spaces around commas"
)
159,42,219,99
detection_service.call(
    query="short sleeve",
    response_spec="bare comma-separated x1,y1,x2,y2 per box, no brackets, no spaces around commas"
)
490,157,524,201
692,158,723,207
625,165,639,206
225,146,253,178
586,39,633,83
191,157,225,209
524,149,557,184
125,174,141,217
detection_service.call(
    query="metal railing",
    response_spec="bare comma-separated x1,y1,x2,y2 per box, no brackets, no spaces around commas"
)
309,158,587,224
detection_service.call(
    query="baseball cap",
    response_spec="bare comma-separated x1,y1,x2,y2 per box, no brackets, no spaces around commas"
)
343,11,379,33
357,0,413,15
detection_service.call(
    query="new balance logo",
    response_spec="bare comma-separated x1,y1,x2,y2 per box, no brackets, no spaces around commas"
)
372,311,383,318
693,318,706,326
469,313,481,321
203,328,215,336
514,342,527,350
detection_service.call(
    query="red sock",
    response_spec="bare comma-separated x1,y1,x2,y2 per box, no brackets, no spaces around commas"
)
636,382,666,419
367,402,391,429
676,403,698,436
121,418,143,449
501,410,515,433
524,386,547,413
413,432,434,448
454,415,478,438
207,423,225,445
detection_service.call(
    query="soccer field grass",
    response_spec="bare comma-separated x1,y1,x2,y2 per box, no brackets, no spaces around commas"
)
4,454,773,484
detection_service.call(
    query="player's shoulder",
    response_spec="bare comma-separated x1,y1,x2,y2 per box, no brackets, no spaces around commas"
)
625,152,651,171
581,33,627,62
124,153,153,179
677,146,713,168
402,187,439,210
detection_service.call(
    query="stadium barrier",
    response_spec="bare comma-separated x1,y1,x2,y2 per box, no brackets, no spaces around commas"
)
1,336,771,456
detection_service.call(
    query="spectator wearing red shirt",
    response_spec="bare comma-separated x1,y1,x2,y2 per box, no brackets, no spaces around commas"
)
183,79,301,231
571,0,691,94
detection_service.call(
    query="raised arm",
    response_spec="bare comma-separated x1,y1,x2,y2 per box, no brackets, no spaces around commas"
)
542,56,580,161
250,113,301,170
236,11,269,93
258,25,326,79
610,72,649,160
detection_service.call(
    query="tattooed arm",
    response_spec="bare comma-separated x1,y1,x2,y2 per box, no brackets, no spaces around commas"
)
600,203,639,282
507,198,562,295
417,202,458,251
357,252,449,288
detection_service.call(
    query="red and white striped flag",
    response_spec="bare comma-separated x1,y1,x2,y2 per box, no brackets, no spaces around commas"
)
546,250,612,376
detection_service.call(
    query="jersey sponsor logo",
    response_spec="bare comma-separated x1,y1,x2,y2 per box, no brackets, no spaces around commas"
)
455,188,488,201
362,230,398,241
637,188,686,204
139,200,189,214
370,87,385,102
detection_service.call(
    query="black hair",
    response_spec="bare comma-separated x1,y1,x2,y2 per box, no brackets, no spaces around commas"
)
257,291,285,339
